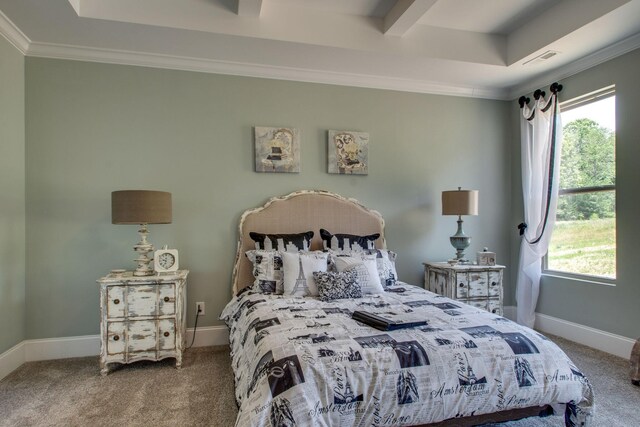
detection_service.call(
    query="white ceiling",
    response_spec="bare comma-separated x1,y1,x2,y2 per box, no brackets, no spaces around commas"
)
1,0,639,99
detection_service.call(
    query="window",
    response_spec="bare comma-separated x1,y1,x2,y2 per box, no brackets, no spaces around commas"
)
546,86,616,280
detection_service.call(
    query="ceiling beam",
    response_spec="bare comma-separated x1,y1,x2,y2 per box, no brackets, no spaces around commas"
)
383,0,438,36
237,0,263,18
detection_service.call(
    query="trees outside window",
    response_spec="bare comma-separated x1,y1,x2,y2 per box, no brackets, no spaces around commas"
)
546,88,616,279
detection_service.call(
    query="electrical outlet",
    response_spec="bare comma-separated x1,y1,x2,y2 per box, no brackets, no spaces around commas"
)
196,302,205,315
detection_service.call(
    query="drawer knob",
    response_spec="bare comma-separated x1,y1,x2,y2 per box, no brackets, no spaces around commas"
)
459,283,464,287
164,296,170,302
163,332,170,337
113,299,120,305
491,309,497,313
113,335,120,341
491,282,497,286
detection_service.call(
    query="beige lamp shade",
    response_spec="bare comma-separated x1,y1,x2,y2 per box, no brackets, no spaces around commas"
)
112,190,172,224
442,189,479,216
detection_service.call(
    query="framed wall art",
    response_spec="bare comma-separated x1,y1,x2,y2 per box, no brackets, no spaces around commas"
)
254,126,300,173
328,130,368,175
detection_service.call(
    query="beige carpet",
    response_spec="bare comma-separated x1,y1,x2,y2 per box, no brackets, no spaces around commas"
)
1,335,639,426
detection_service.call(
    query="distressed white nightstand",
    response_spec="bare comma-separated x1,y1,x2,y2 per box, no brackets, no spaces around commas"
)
424,262,504,315
97,270,188,375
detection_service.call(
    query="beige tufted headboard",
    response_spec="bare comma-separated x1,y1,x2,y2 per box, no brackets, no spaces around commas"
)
231,190,386,294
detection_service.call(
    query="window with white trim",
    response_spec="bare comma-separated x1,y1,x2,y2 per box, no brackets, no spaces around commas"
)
545,86,616,280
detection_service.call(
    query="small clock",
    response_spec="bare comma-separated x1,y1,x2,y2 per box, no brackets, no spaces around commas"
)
154,245,179,273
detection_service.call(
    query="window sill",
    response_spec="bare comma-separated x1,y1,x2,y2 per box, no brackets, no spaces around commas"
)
542,270,616,287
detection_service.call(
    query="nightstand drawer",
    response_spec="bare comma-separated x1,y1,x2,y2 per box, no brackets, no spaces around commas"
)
488,299,502,315
106,284,176,319
157,285,176,316
158,319,176,350
468,272,489,298
467,299,489,311
126,320,160,352
455,273,469,298
128,285,160,317
457,272,502,299
107,286,126,317
106,322,126,355
106,319,177,355
488,271,501,297
466,298,501,315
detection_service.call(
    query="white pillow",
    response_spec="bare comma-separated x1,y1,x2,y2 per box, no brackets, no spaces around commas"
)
282,251,329,297
332,254,384,294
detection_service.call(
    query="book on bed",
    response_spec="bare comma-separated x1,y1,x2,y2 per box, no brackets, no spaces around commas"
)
352,310,428,331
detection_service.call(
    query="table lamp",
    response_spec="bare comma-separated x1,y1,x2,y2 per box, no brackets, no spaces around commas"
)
112,190,172,276
442,187,478,262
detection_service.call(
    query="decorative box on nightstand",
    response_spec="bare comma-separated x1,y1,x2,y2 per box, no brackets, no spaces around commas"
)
424,262,504,315
97,270,189,375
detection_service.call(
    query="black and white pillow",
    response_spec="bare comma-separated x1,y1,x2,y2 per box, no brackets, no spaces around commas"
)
365,249,399,288
245,250,284,294
320,228,380,251
250,231,314,252
329,249,398,288
313,270,361,302
332,253,384,294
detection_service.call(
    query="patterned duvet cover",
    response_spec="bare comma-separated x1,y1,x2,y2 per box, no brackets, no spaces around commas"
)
220,284,593,427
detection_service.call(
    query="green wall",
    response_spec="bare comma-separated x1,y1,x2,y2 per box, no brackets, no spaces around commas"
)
24,57,511,339
509,48,640,338
0,35,25,353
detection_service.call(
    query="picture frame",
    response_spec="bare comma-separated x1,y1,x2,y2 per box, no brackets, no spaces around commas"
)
327,130,369,175
254,126,300,173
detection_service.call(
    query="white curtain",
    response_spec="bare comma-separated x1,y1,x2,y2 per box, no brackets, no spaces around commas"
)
516,90,562,328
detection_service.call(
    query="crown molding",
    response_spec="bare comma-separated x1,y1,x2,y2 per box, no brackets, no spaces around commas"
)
509,32,640,99
0,9,30,54
25,41,507,100
5,4,637,101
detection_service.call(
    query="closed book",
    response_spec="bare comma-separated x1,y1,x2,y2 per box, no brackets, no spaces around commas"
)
352,311,427,331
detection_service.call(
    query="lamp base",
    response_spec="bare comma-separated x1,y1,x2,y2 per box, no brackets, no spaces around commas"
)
450,216,471,263
133,224,155,276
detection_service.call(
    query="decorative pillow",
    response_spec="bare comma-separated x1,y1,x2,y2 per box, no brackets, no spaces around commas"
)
246,250,284,294
313,270,361,302
320,229,380,251
249,231,314,252
365,249,399,287
332,254,384,294
282,251,329,297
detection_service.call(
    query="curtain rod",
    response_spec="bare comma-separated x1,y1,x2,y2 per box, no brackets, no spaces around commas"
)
518,82,563,108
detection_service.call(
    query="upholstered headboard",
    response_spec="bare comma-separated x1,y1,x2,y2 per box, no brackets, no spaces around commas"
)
231,190,386,294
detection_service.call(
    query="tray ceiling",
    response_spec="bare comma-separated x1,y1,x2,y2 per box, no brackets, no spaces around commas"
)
1,0,639,99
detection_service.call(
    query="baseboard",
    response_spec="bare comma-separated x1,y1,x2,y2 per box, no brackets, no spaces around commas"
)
185,325,229,347
503,305,633,359
0,342,26,381
533,312,635,359
24,335,101,362
0,326,229,381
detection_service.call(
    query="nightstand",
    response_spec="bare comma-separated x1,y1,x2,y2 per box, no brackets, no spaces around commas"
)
424,262,504,315
97,270,188,375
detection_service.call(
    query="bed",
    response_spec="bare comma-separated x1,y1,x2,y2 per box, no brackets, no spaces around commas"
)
221,190,593,427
